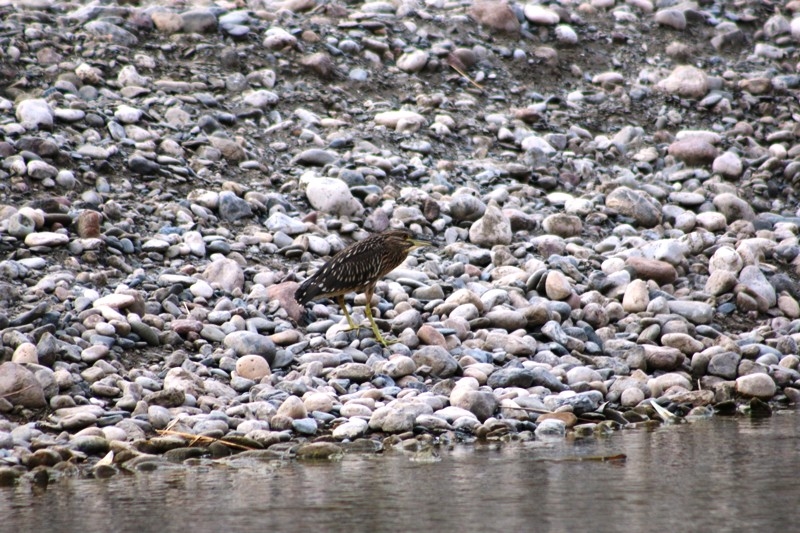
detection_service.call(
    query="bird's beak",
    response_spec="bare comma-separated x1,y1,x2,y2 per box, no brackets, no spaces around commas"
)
409,235,434,249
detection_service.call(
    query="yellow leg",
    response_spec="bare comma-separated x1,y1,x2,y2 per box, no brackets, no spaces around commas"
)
337,296,370,332
337,295,359,330
364,288,395,346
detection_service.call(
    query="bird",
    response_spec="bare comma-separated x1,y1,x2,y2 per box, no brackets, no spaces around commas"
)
294,228,433,346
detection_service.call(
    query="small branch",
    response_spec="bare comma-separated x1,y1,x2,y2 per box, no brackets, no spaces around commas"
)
156,428,257,451
0,384,35,399
448,62,484,91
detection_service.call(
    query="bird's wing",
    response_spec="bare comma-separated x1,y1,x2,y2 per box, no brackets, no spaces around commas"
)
295,238,378,303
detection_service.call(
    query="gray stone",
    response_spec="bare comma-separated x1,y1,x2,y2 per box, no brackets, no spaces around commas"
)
144,388,186,408
667,301,713,324
654,9,686,30
530,367,570,392
469,202,512,247
712,151,743,178
243,90,279,109
203,257,244,293
566,366,602,385
707,351,741,380
713,193,755,223
535,418,567,437
25,232,69,247
738,265,777,309
217,191,253,221
181,9,218,33
292,417,318,435
605,187,662,228
265,212,306,235
224,331,276,364
332,418,368,439
542,213,582,238
397,49,429,72
85,21,138,46
657,65,709,98
7,212,37,238
277,395,307,419
293,148,338,166
644,346,684,371
331,363,374,382
449,194,486,222
411,346,458,378
543,390,603,415
487,367,533,389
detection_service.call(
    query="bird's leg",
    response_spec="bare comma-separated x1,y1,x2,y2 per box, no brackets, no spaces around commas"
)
337,295,360,330
337,295,370,332
364,288,395,346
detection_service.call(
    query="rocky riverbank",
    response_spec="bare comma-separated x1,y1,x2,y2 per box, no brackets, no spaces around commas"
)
1,0,800,480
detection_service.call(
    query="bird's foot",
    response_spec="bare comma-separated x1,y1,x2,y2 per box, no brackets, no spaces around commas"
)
343,323,370,333
373,330,398,347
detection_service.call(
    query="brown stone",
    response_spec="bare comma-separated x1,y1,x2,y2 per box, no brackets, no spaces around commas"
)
300,52,335,79
625,257,678,284
469,0,520,34
536,412,578,428
418,324,447,347
268,281,305,323
74,210,103,238
668,138,719,165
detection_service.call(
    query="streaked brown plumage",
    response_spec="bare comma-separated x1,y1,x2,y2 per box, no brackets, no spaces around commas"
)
295,229,433,346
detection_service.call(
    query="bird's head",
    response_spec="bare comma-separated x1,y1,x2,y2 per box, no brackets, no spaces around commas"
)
387,228,434,252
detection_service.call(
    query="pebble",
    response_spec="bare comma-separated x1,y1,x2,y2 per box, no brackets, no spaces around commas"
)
303,177,364,217
469,202,512,246
236,355,271,381
374,111,426,132
469,0,520,34
332,419,368,440
668,138,719,165
736,374,777,399
15,98,54,130
24,232,70,247
0,363,46,408
217,191,252,221
545,271,573,301
449,194,486,222
654,9,686,30
712,151,743,178
657,65,709,98
12,343,38,364
605,187,662,227
224,332,276,365
524,5,560,25
397,50,429,73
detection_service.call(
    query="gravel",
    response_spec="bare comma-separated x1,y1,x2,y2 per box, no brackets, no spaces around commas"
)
1,0,800,481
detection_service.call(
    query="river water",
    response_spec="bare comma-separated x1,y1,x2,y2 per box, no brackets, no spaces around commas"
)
3,412,799,533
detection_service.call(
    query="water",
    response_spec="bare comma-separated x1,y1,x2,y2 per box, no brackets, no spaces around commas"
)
3,413,799,533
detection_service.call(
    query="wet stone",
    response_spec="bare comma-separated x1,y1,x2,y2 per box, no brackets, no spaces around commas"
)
735,374,776,399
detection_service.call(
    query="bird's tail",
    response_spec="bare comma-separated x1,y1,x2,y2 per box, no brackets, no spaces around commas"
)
294,277,315,305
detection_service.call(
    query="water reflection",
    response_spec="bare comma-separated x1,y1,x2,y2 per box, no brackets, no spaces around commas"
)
3,414,799,533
